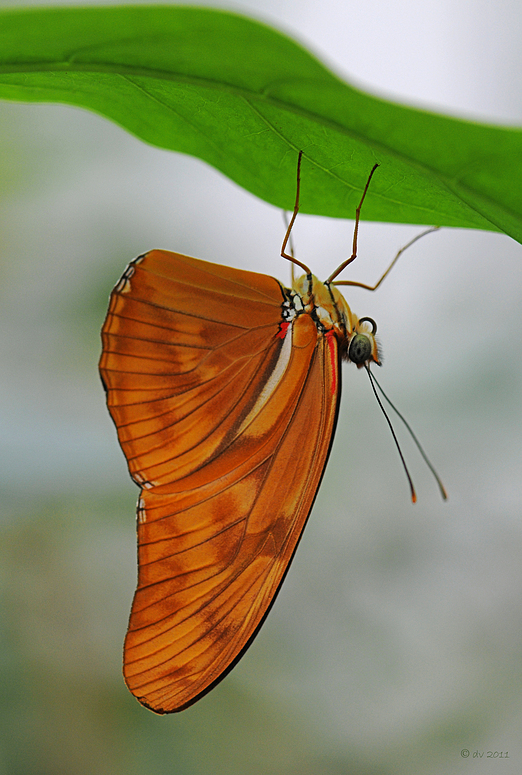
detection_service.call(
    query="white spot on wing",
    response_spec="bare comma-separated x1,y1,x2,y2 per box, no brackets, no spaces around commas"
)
114,254,145,293
133,473,157,489
138,499,147,523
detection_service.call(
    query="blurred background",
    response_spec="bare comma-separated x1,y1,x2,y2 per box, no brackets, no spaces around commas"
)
1,0,522,773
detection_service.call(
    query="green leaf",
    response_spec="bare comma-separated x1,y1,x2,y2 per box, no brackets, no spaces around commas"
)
1,6,521,241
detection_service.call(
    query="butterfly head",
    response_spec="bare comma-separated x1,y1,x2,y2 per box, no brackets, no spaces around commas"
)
346,316,381,368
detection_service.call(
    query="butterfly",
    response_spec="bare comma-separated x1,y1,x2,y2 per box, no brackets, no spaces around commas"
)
99,153,443,713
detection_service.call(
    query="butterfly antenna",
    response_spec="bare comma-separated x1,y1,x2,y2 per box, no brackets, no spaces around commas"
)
366,366,448,501
364,365,417,502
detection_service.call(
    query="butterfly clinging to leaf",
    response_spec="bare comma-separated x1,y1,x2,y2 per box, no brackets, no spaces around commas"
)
99,152,445,713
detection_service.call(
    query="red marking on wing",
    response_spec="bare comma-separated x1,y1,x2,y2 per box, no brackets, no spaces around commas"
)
277,321,290,339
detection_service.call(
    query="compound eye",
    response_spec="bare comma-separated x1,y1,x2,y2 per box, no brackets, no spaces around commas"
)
348,333,372,364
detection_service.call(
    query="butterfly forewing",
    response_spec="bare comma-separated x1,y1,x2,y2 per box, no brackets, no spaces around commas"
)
100,250,340,712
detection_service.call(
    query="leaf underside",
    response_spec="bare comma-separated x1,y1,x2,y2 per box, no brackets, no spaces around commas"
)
1,6,521,242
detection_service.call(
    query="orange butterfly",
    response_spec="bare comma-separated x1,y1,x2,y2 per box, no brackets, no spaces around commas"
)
99,154,441,713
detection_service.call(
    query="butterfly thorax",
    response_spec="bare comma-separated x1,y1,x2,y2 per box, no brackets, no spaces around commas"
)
290,273,381,367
